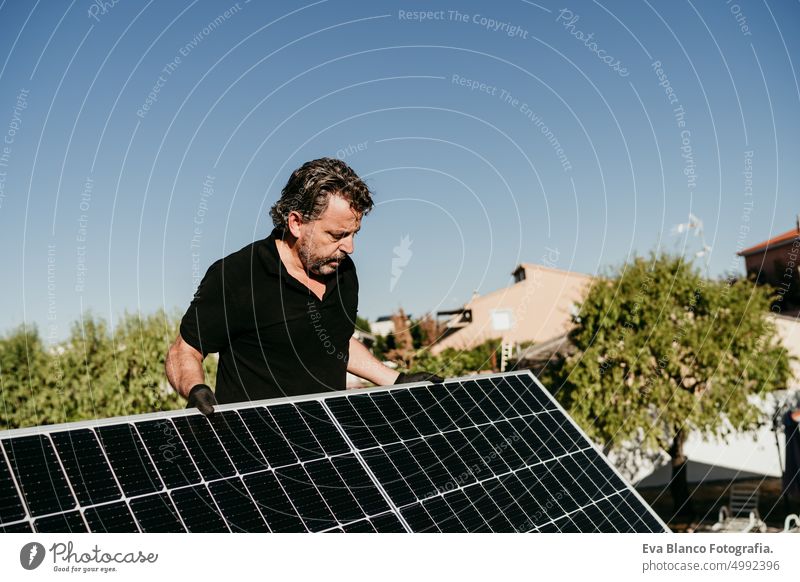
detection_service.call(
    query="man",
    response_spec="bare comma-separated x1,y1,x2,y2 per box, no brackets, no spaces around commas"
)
166,157,443,415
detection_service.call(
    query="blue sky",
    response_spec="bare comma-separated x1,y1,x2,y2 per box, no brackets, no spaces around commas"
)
0,0,798,342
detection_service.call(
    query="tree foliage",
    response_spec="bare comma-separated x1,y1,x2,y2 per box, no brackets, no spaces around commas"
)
539,252,795,456
0,310,216,430
355,315,371,334
407,338,502,379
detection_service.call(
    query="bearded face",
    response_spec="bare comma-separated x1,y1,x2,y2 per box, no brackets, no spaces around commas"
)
294,194,361,276
298,236,347,276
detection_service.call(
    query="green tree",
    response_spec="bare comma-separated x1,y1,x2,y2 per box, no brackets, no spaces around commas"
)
410,318,424,349
407,338,502,378
0,325,50,430
105,309,187,417
372,334,388,360
53,313,116,425
355,316,371,334
0,310,213,430
539,252,794,520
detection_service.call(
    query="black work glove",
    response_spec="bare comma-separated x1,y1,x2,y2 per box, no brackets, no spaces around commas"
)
394,371,444,385
187,384,217,416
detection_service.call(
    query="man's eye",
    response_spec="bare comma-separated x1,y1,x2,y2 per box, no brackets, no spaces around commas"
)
332,230,358,241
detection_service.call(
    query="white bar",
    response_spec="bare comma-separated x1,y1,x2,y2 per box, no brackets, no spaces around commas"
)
1,533,797,581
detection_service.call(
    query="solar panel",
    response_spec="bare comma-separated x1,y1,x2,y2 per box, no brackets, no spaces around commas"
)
0,371,668,533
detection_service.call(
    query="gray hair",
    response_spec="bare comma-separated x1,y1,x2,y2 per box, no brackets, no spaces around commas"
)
270,157,374,230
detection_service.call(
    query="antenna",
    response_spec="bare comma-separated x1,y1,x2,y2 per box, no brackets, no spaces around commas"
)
671,212,712,275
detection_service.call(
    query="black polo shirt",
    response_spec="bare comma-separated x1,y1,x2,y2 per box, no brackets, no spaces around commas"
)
179,228,358,403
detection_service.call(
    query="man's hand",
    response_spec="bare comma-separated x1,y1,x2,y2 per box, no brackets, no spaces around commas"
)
394,371,444,385
187,384,218,416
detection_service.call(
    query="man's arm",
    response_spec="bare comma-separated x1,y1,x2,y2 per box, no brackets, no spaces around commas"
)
347,336,401,386
165,334,207,398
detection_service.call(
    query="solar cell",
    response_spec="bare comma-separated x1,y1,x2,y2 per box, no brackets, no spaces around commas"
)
129,492,185,533
242,470,306,532
0,371,668,533
331,454,390,516
209,412,270,474
95,424,162,497
208,478,269,532
304,459,364,523
170,485,228,533
269,404,326,462
0,446,26,524
274,465,336,532
135,419,201,488
84,501,139,533
3,435,76,517
0,520,33,532
34,510,87,533
50,429,120,506
238,406,298,468
172,416,235,481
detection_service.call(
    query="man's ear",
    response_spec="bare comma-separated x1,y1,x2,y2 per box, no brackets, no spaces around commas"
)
286,211,305,238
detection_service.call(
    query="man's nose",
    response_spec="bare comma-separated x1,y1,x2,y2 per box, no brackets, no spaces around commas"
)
339,234,355,255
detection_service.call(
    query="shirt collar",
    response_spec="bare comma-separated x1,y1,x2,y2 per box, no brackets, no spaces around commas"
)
259,227,350,297
257,227,284,276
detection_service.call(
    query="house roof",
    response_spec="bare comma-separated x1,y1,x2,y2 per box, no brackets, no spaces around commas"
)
514,333,578,376
517,333,573,360
430,262,592,354
512,262,593,283
465,264,591,312
738,226,800,257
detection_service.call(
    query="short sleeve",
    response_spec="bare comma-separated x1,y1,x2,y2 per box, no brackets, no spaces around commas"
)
179,259,241,356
